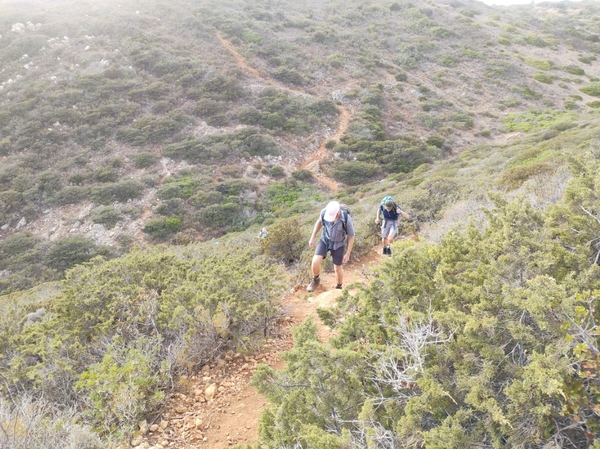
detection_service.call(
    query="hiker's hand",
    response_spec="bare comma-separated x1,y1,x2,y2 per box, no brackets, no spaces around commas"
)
375,218,380,225
308,237,315,248
343,253,351,264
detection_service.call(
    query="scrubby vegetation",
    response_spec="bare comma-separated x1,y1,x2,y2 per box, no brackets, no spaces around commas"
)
252,147,600,449
1,244,285,444
1,0,600,446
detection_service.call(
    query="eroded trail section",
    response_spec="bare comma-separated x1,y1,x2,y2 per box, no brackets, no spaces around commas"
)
133,250,382,449
216,30,349,193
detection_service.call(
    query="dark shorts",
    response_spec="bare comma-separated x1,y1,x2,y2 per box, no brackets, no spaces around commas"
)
314,240,345,266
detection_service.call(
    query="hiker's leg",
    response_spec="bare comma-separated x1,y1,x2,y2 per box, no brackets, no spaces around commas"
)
312,241,327,277
311,255,324,277
381,222,390,247
388,223,398,244
331,247,345,285
334,264,343,285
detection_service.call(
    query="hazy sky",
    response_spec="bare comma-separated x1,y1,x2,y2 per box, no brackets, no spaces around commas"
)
479,0,584,5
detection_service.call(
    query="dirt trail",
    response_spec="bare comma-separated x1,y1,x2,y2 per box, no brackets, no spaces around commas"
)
129,31,364,449
215,30,348,194
133,249,383,449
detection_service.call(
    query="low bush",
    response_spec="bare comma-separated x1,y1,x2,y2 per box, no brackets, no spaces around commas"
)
523,34,548,47
90,206,122,229
133,152,158,169
534,72,554,84
157,176,197,200
580,82,600,97
333,161,379,186
196,203,241,229
259,217,307,264
498,162,554,189
564,65,585,75
44,236,114,273
292,169,314,182
90,180,144,205
143,216,183,239
523,56,553,70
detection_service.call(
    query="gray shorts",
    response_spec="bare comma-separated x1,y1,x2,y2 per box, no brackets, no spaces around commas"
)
314,240,345,265
381,220,398,239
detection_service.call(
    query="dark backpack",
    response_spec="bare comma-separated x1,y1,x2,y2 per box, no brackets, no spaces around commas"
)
321,203,351,233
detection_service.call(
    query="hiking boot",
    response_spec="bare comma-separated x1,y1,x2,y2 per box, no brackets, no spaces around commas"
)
382,247,387,255
335,284,343,289
307,276,320,292
387,247,392,256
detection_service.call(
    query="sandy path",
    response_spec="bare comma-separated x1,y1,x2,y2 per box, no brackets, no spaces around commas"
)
215,30,349,194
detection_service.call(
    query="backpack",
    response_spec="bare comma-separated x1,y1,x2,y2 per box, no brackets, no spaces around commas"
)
380,196,400,218
380,195,395,206
321,203,351,233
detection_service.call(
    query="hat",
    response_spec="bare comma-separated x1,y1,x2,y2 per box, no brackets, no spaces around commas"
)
384,200,395,211
323,201,340,221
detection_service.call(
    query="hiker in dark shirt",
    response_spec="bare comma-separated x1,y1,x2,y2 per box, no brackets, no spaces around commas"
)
307,201,355,292
376,199,410,256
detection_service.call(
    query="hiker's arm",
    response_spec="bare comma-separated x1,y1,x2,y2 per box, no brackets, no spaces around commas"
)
375,208,381,224
343,235,354,264
308,218,322,248
396,207,410,221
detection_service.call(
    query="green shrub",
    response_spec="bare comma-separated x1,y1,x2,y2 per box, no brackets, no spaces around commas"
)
196,203,240,229
533,72,554,84
133,152,158,169
268,166,285,178
580,83,600,97
523,57,553,70
447,111,474,129
1,35,47,60
523,34,548,47
0,190,23,213
395,72,408,82
44,237,113,273
272,67,304,85
578,55,596,64
564,65,585,75
426,136,445,148
430,27,454,39
90,206,122,229
157,177,197,200
216,179,253,197
264,182,300,213
333,161,379,185
93,167,119,183
90,180,144,204
143,216,183,239
116,113,192,146
54,186,90,205
498,162,553,189
586,100,600,109
328,54,345,68
259,217,306,264
292,169,314,182
189,191,224,207
76,335,169,437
